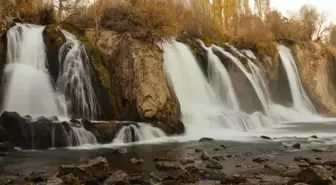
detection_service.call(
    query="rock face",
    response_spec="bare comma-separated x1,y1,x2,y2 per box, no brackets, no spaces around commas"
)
42,24,66,83
0,111,92,149
294,42,336,116
88,30,183,135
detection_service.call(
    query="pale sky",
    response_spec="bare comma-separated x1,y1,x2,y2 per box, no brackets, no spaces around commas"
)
269,0,336,24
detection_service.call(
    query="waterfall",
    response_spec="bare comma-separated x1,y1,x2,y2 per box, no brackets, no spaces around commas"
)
278,45,315,113
58,30,99,120
163,40,274,139
3,24,63,117
198,42,239,111
2,23,97,147
113,123,167,144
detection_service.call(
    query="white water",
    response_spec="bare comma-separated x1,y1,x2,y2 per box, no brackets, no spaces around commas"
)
3,24,97,146
278,45,315,113
113,123,167,144
58,31,99,120
161,40,336,141
3,24,63,117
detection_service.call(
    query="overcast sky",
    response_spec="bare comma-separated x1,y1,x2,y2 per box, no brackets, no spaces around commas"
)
268,0,336,23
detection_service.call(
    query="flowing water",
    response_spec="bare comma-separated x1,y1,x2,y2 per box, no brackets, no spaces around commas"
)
58,31,99,120
3,24,63,117
2,24,97,146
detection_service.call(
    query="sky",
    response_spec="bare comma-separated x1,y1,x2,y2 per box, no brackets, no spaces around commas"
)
268,0,336,24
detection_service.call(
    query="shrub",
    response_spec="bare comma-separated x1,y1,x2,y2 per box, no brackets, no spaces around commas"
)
100,0,180,42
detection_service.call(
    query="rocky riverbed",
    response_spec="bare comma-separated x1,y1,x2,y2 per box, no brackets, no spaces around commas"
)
2,136,336,185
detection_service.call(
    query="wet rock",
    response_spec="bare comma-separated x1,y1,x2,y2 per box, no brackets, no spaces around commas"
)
201,151,210,160
264,164,286,174
220,174,247,184
292,143,301,149
129,174,150,185
214,148,220,151
118,148,128,154
286,178,300,185
104,170,129,185
199,137,214,142
220,144,227,148
209,172,226,181
282,167,301,178
46,176,63,185
179,158,194,165
27,172,48,183
61,173,80,185
311,135,318,139
58,156,109,182
227,154,233,158
129,158,144,164
261,135,271,140
294,156,311,163
236,165,242,168
315,157,322,161
324,161,336,167
195,148,202,153
162,179,176,185
156,161,180,171
154,157,168,161
297,160,310,168
206,160,223,169
298,165,333,185
213,155,225,161
149,171,180,182
311,148,324,153
253,157,269,163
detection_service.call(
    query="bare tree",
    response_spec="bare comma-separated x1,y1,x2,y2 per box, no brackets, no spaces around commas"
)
52,0,87,21
315,12,334,41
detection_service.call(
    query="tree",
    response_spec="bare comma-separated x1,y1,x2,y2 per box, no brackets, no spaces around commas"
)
254,0,270,18
52,0,86,21
329,26,336,45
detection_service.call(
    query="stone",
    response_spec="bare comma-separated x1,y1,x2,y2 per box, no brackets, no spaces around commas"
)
261,135,271,140
156,161,180,171
227,154,233,158
311,148,324,153
129,158,144,164
154,157,167,162
297,160,310,168
212,155,225,161
294,156,311,163
129,174,150,185
311,135,318,139
46,176,63,185
220,144,227,148
315,157,322,161
209,172,226,181
253,157,269,163
27,172,48,183
282,167,301,178
324,161,336,167
104,170,129,185
118,148,128,154
179,158,194,165
292,143,301,149
61,173,80,185
195,148,202,153
206,160,223,169
149,171,180,182
199,137,214,142
58,156,109,182
214,148,220,151
220,174,247,184
298,165,333,185
201,151,210,160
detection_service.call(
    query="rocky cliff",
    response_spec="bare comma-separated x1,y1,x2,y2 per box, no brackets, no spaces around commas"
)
293,42,336,116
86,30,183,135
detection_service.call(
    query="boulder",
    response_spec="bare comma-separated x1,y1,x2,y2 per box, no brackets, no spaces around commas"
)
298,165,333,185
156,161,180,171
82,120,118,143
220,174,247,184
104,170,129,185
58,156,109,183
199,137,214,142
0,111,73,149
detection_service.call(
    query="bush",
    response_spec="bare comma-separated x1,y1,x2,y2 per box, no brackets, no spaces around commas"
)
100,0,180,42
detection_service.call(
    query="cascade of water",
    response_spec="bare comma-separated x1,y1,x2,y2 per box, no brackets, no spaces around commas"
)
212,45,270,114
198,42,239,111
113,123,166,144
278,45,315,113
3,23,97,147
58,31,99,120
3,24,63,117
163,40,274,137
